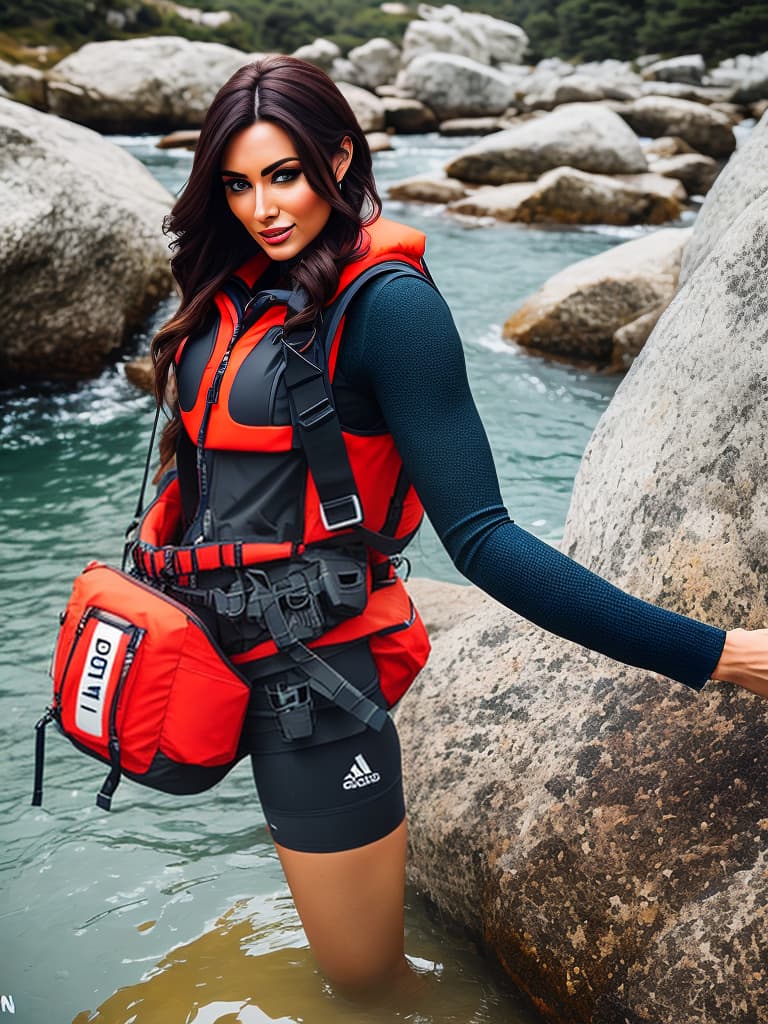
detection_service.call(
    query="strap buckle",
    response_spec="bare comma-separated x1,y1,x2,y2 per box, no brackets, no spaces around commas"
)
298,395,334,430
266,681,314,741
320,494,363,531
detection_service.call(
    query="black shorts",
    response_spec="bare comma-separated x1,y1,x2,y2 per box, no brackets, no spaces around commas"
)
195,601,406,854
242,643,405,854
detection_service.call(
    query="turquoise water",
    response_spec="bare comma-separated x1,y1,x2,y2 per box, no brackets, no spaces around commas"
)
1,132,642,1023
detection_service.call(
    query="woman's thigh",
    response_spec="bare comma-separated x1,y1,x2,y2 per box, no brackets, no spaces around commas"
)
275,818,408,990
250,713,408,989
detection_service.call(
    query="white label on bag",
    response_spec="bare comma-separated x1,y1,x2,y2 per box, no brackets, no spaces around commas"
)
75,621,124,737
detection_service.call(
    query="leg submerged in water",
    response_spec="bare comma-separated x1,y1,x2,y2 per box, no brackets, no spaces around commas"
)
275,819,426,1003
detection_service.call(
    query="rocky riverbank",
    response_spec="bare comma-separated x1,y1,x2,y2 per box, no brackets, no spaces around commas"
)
397,109,768,1024
1,3,765,381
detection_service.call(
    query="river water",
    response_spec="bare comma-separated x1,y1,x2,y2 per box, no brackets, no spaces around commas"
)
1,131,684,1023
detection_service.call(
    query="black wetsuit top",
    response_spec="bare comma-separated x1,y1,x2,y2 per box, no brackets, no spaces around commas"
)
335,273,726,690
178,271,727,691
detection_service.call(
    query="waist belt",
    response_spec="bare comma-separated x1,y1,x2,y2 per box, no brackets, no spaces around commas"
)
169,550,388,739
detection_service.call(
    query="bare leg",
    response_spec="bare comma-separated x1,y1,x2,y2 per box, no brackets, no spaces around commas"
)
274,818,425,1003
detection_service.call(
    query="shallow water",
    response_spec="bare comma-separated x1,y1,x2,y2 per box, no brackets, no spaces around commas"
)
1,131,663,1023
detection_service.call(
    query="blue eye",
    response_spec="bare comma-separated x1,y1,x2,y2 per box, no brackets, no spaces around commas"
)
273,168,300,184
224,179,249,193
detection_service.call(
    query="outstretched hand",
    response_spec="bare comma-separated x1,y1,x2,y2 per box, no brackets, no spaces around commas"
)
712,628,768,699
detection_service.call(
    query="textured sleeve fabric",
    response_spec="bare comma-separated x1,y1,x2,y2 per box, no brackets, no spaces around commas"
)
337,273,726,691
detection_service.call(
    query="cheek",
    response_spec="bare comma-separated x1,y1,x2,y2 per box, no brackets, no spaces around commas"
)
291,184,331,226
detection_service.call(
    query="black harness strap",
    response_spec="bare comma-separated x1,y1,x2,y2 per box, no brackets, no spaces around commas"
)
282,261,435,545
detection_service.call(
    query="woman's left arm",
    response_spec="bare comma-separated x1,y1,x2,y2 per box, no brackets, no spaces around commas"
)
342,273,767,696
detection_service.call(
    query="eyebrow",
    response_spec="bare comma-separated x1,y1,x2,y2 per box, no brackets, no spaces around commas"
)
220,157,299,179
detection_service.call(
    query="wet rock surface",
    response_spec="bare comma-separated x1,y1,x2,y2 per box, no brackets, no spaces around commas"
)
445,104,647,184
501,227,690,364
0,99,173,379
399,138,768,1022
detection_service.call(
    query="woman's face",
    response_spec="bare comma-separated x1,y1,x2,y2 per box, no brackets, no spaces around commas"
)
220,121,351,262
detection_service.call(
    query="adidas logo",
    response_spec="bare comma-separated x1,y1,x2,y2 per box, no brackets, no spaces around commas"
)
342,753,381,791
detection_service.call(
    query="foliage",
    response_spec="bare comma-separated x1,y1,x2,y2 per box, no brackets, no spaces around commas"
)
0,0,764,65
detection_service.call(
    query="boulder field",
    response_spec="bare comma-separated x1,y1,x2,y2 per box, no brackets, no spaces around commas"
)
396,110,768,1024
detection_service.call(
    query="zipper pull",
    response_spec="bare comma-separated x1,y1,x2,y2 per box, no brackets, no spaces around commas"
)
31,707,56,807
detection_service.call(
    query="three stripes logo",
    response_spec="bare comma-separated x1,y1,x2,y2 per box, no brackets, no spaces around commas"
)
342,753,381,790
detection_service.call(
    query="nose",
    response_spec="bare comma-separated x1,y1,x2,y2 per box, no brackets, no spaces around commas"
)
252,182,277,223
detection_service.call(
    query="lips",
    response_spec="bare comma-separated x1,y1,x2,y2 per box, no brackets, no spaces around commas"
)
260,225,295,244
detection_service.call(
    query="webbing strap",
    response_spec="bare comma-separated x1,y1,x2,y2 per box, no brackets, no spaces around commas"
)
283,261,434,545
261,592,387,732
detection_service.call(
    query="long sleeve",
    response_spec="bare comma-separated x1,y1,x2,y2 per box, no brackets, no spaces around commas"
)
336,273,726,690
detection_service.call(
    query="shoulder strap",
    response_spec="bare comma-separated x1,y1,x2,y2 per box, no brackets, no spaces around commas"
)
282,261,434,547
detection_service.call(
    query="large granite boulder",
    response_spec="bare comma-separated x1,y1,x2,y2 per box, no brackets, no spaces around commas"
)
45,36,261,132
641,54,706,85
708,51,768,104
347,38,401,91
501,228,691,364
445,104,647,184
398,163,768,1023
0,99,173,380
620,95,736,159
680,109,768,284
448,168,684,226
402,4,528,66
396,53,514,120
291,38,340,72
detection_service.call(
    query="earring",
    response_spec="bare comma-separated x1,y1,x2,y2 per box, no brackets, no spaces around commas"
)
337,178,343,192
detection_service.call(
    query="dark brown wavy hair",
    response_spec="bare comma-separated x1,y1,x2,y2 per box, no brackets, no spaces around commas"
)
151,54,382,467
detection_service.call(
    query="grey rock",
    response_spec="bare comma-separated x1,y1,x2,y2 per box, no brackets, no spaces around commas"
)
680,110,768,284
710,50,768,104
643,135,697,158
501,227,690,363
405,5,528,67
439,116,506,136
445,103,647,184
156,129,200,150
396,53,513,121
647,153,720,195
336,82,386,132
0,59,45,108
45,36,262,132
347,38,401,91
366,131,393,152
399,184,768,1024
382,97,438,133
622,95,736,158
329,58,358,85
401,16,490,66
291,38,341,72
0,99,173,380
448,168,685,226
388,174,468,203
642,54,706,85
638,81,734,104
612,303,666,365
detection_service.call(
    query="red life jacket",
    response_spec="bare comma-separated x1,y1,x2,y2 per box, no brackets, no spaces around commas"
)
132,216,432,705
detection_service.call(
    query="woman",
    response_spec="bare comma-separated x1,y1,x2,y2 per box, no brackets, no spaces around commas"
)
148,55,768,1001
